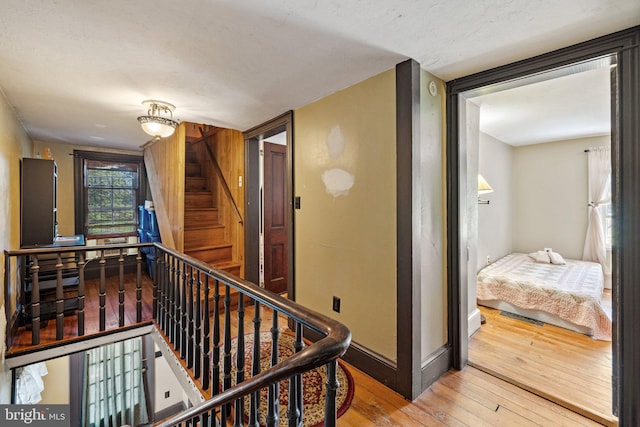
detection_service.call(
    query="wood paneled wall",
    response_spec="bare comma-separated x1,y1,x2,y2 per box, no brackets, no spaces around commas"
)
143,125,186,252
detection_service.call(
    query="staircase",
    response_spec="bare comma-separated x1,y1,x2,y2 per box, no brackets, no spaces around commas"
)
184,144,240,276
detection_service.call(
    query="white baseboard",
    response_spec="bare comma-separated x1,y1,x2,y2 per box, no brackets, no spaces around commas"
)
468,307,482,337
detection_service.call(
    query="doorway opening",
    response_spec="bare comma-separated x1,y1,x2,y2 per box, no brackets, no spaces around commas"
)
447,27,640,425
244,112,294,297
459,55,616,424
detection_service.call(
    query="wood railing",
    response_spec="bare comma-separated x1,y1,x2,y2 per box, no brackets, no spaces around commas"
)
4,243,153,347
153,244,351,426
4,242,351,426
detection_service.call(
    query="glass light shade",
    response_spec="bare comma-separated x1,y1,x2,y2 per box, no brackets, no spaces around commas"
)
138,115,178,138
478,174,494,194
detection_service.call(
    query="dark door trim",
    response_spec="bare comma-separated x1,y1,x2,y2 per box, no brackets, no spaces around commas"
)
446,26,639,422
244,111,295,297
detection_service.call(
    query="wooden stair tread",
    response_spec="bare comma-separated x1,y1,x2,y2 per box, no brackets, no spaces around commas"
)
185,207,218,212
212,261,241,269
185,191,213,195
185,242,232,251
184,224,224,231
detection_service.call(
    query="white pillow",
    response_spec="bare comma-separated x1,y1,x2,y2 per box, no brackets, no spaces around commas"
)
549,251,566,265
532,250,551,264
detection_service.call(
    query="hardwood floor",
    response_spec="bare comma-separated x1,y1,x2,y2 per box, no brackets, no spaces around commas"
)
469,304,615,426
7,272,155,356
8,272,604,426
342,364,601,426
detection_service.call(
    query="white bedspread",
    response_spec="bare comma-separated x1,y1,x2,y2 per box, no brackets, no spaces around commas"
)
477,252,611,340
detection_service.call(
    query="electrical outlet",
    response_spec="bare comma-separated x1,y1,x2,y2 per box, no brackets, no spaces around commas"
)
486,255,492,265
332,296,340,313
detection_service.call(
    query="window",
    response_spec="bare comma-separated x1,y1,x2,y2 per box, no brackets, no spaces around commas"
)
74,151,145,239
82,337,149,426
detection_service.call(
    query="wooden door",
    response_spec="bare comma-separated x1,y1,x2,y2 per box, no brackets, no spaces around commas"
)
263,142,288,294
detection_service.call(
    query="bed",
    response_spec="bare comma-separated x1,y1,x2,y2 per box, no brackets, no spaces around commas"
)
477,252,611,340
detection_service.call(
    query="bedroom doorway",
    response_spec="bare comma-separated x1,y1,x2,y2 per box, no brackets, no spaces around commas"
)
461,56,616,424
461,56,615,424
446,27,640,426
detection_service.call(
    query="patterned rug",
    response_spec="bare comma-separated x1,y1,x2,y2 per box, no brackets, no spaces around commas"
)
224,331,354,427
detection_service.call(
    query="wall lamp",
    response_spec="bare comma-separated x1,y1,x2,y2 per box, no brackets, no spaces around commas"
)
478,174,493,204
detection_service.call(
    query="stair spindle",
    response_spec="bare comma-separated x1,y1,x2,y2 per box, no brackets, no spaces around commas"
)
140,248,146,322
222,284,232,421
30,256,41,345
181,260,188,359
248,301,262,427
288,322,304,426
324,360,340,427
212,279,221,399
99,250,106,331
77,252,85,336
266,313,280,427
194,270,202,379
202,275,211,391
118,249,125,327
233,293,246,427
55,253,64,340
187,265,195,369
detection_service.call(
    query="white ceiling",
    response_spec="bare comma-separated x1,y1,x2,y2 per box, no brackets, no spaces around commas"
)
470,65,612,146
0,1,638,151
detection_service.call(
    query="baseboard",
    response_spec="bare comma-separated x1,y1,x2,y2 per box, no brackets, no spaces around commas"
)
302,326,398,391
155,401,187,424
468,307,482,336
421,345,452,390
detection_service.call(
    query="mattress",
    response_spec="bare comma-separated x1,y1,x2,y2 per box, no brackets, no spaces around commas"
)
477,252,611,340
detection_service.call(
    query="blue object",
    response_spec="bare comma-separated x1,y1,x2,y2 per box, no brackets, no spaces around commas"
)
138,205,149,231
147,209,159,235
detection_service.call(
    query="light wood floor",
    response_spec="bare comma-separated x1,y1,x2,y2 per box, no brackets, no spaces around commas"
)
341,364,601,426
469,304,615,426
8,273,604,426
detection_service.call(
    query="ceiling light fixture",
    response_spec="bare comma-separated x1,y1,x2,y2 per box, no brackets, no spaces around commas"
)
137,100,179,138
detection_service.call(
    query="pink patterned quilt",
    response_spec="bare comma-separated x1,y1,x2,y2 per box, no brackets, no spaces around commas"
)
477,252,611,340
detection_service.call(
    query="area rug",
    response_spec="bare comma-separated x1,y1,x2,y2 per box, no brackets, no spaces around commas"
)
223,331,354,426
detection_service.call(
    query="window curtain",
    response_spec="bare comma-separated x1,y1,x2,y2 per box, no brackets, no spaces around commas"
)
582,146,611,270
82,337,148,427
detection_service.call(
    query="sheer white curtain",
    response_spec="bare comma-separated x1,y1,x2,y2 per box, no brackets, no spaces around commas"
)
82,337,148,427
582,146,611,270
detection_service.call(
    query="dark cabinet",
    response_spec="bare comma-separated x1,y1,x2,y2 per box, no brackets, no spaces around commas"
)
20,158,57,247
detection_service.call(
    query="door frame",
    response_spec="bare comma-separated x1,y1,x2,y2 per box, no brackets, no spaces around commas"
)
446,26,639,422
244,111,295,297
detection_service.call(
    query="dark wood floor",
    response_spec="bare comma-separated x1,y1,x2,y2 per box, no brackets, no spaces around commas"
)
7,272,155,356
8,273,603,426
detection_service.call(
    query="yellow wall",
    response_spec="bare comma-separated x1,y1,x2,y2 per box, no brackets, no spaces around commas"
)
40,357,70,404
32,140,142,236
0,92,32,403
294,69,397,361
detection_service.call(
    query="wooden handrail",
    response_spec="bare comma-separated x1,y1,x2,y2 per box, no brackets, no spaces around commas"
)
4,242,351,426
153,243,351,426
195,126,244,224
